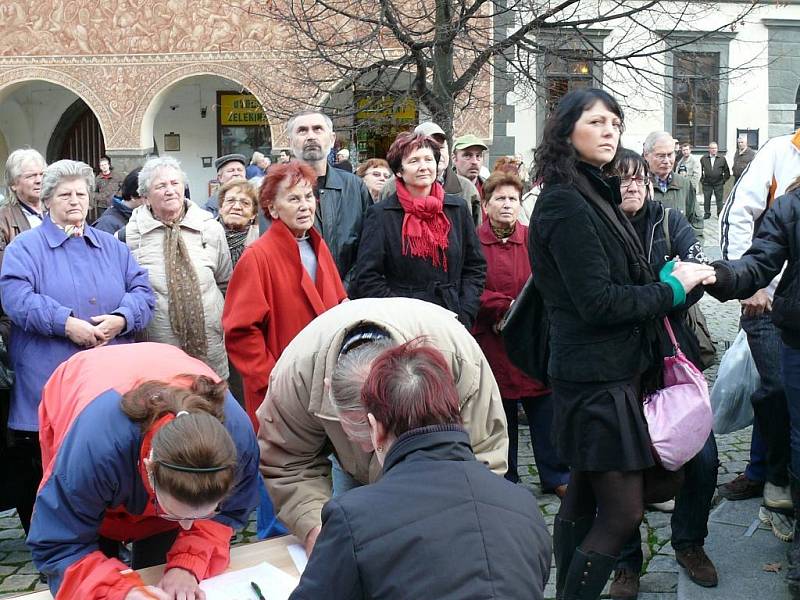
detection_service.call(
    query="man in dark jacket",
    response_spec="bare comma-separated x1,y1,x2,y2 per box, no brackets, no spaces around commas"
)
288,110,370,287
732,135,756,182
700,142,731,218
92,167,143,236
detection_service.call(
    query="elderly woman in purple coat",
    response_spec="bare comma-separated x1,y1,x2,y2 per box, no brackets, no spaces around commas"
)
0,159,154,534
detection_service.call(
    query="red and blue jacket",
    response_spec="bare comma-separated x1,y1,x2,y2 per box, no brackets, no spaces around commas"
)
28,343,261,600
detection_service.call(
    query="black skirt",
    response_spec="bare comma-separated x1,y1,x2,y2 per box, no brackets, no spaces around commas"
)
551,378,655,472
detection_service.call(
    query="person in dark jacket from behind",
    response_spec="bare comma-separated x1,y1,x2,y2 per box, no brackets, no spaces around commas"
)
93,167,144,236
706,176,800,599
290,341,551,600
351,131,486,329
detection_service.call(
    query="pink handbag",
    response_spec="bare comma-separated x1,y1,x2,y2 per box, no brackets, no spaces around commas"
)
643,316,713,471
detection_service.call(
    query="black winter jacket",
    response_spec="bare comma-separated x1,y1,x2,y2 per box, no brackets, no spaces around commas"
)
351,191,486,329
92,196,132,236
529,164,675,382
316,166,372,286
709,189,800,348
289,426,551,600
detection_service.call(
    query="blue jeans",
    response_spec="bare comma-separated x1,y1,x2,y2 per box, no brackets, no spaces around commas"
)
745,420,767,482
331,454,363,497
617,432,719,572
503,394,569,490
780,344,800,478
742,313,789,485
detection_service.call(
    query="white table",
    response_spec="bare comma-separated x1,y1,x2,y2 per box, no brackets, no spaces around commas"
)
8,535,302,599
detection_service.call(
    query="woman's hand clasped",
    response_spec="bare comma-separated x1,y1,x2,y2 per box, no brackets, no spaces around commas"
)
670,260,717,293
65,316,104,348
91,314,127,345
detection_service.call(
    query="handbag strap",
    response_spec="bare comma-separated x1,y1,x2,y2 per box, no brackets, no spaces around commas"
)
662,315,680,351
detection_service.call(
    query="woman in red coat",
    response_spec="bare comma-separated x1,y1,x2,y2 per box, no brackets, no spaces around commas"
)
223,162,347,427
471,171,569,495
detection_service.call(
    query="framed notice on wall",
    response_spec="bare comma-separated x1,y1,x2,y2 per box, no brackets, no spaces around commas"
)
216,91,272,159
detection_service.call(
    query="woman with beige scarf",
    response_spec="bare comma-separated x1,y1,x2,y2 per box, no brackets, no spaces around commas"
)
124,157,232,379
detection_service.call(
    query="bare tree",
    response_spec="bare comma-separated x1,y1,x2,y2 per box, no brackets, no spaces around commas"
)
245,0,760,140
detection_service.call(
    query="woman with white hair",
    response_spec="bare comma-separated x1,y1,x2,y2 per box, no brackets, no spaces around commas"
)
0,159,154,533
0,148,46,264
124,156,233,379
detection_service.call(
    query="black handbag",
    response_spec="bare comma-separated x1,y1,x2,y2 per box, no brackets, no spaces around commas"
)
499,276,550,385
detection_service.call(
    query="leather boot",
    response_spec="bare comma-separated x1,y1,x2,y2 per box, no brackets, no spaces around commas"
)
562,547,617,600
787,475,800,598
553,516,593,600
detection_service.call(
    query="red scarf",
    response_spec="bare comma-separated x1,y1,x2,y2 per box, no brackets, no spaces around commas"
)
395,179,450,270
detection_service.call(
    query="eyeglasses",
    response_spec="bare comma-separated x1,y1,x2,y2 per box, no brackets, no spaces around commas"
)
152,478,221,522
652,153,674,162
222,197,254,208
621,176,647,187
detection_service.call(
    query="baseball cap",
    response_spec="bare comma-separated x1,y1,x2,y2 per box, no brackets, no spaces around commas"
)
452,134,488,152
414,121,446,140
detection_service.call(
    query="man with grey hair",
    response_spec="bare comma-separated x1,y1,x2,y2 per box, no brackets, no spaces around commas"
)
287,110,370,287
0,149,46,265
643,131,703,240
732,135,756,182
256,297,508,556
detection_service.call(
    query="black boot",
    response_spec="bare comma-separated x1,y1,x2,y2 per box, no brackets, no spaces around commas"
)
787,475,800,598
562,547,617,600
553,516,593,600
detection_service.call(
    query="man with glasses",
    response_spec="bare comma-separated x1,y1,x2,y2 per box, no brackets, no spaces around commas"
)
643,131,703,241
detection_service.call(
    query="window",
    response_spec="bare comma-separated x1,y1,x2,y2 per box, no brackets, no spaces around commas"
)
216,91,271,158
673,52,720,148
544,51,594,111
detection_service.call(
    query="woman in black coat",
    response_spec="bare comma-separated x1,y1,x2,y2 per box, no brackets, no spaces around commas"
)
529,88,715,599
351,132,486,329
289,341,552,600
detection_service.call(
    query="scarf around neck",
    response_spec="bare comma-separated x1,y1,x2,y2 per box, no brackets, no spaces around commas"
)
395,179,450,270
222,221,250,267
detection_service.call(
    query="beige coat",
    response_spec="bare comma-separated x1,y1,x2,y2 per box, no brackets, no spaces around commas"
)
125,202,232,378
256,297,508,542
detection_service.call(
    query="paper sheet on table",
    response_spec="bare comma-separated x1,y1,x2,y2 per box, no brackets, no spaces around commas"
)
287,543,308,574
199,561,298,600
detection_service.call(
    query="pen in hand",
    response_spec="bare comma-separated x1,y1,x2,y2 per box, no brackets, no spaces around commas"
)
251,580,267,600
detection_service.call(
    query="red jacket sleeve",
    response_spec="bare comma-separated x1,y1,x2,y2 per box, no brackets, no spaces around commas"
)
165,519,234,581
57,552,140,600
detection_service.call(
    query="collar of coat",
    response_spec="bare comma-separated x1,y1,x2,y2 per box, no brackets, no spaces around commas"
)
477,219,525,245
132,200,215,235
320,164,345,191
41,214,103,249
382,425,473,472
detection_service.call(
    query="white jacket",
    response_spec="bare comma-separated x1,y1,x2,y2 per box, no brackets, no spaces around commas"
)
719,129,800,299
124,202,232,378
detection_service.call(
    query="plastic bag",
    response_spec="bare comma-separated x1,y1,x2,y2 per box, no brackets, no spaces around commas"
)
710,329,758,434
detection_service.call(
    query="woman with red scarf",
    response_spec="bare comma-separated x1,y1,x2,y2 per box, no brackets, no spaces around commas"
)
352,132,486,328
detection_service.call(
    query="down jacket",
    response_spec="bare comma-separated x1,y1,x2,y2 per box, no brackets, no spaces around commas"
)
124,202,232,379
290,426,551,600
256,297,508,544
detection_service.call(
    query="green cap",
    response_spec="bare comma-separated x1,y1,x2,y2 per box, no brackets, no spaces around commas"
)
452,134,488,152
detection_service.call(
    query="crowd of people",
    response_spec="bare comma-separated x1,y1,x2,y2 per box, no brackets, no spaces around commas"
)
0,90,799,600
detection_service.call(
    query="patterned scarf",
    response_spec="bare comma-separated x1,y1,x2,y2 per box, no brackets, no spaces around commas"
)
164,212,207,360
490,221,516,240
223,222,250,268
395,179,450,270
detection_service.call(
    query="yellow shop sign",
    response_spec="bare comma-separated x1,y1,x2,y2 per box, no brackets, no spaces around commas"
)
220,94,266,126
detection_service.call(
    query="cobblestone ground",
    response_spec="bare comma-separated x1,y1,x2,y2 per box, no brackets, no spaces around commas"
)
0,215,755,597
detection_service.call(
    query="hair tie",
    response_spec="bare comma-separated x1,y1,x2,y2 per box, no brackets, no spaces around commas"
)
175,410,189,417
156,460,230,473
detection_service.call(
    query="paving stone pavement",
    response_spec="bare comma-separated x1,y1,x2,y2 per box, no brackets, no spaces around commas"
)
0,217,786,598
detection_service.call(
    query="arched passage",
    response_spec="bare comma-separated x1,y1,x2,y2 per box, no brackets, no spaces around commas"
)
46,98,106,166
138,70,272,200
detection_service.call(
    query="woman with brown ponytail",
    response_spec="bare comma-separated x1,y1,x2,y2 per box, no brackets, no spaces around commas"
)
28,342,260,600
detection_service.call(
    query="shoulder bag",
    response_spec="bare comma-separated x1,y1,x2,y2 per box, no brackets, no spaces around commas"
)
643,316,713,471
499,276,550,386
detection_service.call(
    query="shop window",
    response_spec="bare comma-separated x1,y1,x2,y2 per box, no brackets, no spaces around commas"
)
672,52,720,148
216,91,271,158
544,51,594,111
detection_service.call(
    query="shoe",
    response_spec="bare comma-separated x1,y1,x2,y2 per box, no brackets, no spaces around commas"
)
609,568,640,599
765,482,794,511
718,473,764,501
561,548,617,599
553,516,593,599
647,499,675,512
786,475,800,598
760,506,795,542
675,546,718,587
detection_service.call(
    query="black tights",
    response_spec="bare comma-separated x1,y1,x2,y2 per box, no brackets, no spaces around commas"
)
559,469,644,557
